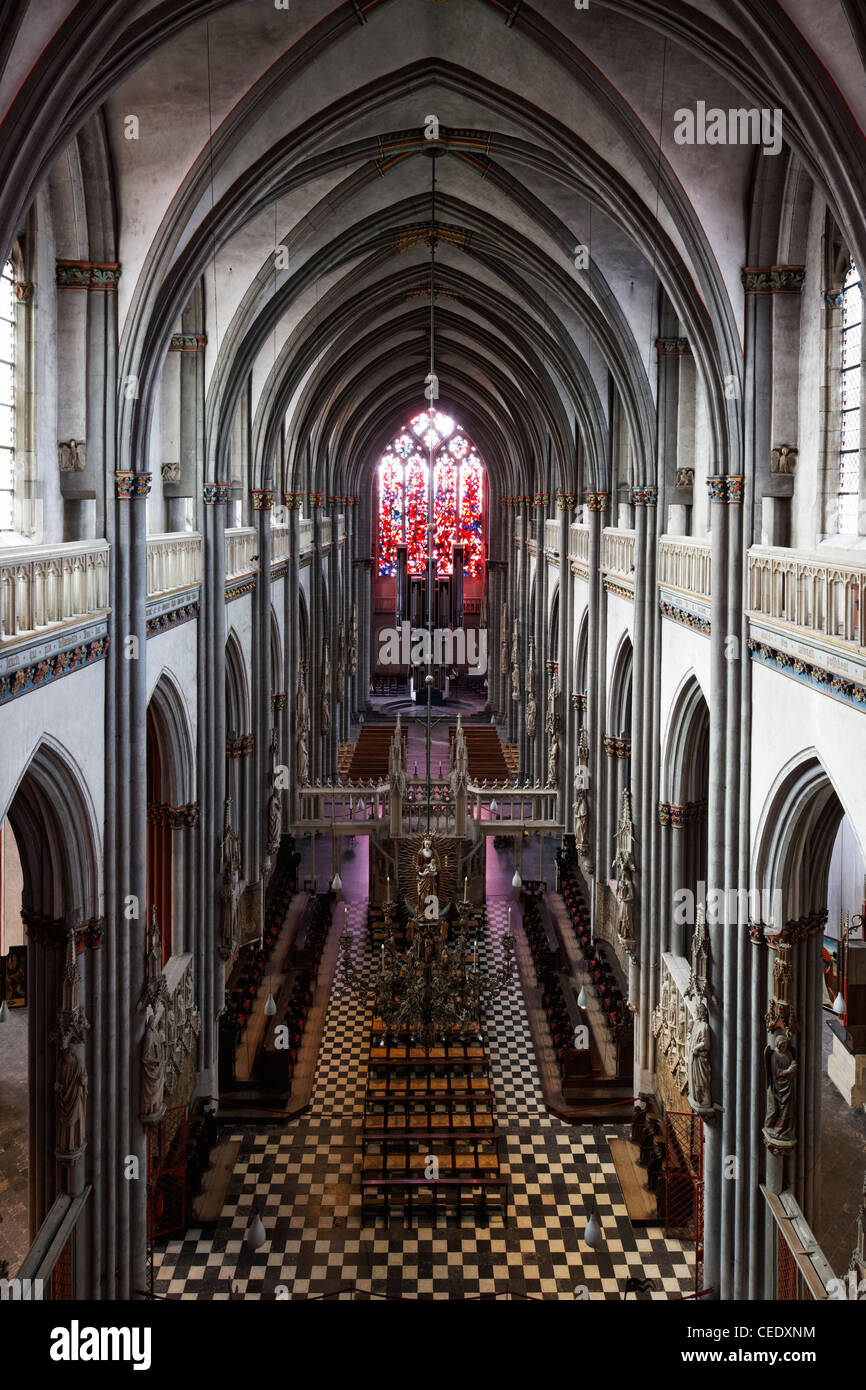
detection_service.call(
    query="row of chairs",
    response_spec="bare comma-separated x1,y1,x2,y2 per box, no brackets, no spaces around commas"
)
360,904,506,1225
223,839,299,1031
370,675,406,695
560,867,629,1036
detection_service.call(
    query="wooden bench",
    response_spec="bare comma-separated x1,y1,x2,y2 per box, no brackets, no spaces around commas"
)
361,1176,508,1225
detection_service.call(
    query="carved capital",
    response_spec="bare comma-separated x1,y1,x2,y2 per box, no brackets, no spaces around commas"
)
742,265,805,294
115,471,151,499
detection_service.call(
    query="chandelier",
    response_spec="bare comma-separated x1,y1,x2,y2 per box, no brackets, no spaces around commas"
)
339,898,515,1047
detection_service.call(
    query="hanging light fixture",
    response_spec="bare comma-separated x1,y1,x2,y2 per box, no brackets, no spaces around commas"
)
832,990,846,1016
331,870,342,897
0,998,8,1023
264,992,277,1017
489,798,499,819
512,867,522,892
577,984,588,1010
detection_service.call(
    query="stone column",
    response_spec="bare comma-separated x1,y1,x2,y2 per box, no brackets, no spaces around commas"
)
585,493,608,885
251,489,273,883
284,492,302,820
557,493,574,831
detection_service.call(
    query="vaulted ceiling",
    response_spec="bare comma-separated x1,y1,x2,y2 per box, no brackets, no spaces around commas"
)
2,0,864,496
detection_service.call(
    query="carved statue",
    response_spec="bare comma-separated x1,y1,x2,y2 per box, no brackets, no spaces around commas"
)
764,1032,798,1145
141,1010,166,1123
499,602,509,677
525,689,537,736
348,604,358,677
336,622,346,704
545,676,558,736
267,786,282,858
575,791,589,849
161,461,181,484
416,834,441,912
687,904,709,1001
388,714,407,799
675,467,695,489
55,1044,88,1153
320,643,331,735
296,731,309,784
296,666,309,733
687,999,712,1112
546,731,559,786
449,714,469,798
615,866,635,952
58,439,86,473
510,619,520,701
770,444,798,475
219,796,241,956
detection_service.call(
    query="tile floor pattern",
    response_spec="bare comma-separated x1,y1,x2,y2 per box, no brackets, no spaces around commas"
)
154,899,695,1300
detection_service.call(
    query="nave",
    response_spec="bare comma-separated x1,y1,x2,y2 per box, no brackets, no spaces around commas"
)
155,859,694,1301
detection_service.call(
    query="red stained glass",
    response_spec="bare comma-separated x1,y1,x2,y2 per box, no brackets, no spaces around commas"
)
377,454,403,575
376,414,484,579
405,459,428,574
434,458,458,573
459,453,484,577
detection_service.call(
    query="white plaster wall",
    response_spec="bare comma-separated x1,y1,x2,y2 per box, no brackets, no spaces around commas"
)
603,593,634,690
749,662,866,869
146,620,199,762
226,594,254,721
0,662,106,874
658,619,711,796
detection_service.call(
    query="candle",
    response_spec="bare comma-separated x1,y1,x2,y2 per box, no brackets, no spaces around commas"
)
463,875,468,903
386,875,391,903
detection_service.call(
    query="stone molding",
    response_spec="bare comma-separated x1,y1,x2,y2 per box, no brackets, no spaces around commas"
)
169,333,207,352
0,635,109,706
56,260,120,290
741,265,805,294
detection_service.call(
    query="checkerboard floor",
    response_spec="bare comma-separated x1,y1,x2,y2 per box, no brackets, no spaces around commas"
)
154,898,694,1299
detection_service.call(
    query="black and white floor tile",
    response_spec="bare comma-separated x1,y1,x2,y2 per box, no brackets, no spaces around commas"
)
153,898,694,1300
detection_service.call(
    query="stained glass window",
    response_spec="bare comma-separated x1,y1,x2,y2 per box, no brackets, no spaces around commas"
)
839,257,861,533
377,413,485,577
0,260,14,533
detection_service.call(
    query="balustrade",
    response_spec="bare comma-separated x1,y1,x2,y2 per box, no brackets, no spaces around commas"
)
658,535,712,599
570,522,589,563
146,532,202,597
0,540,110,644
544,517,559,552
748,544,866,649
224,527,258,580
601,527,636,580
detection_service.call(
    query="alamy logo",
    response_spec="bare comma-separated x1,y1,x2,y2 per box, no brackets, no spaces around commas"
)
673,102,783,156
378,622,487,674
49,1321,152,1372
0,1277,43,1299
673,883,782,927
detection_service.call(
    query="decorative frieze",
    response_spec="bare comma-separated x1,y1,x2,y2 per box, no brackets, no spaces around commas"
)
655,337,690,356
146,600,199,639
56,260,120,291
169,333,207,352
747,637,866,711
147,802,200,828
659,599,711,636
226,734,254,758
225,577,256,602
203,483,230,505
585,491,609,512
0,635,109,706
741,265,805,295
115,471,151,500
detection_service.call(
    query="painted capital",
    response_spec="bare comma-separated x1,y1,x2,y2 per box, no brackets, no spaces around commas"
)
308,492,324,508
282,491,303,509
585,491,610,512
741,265,805,294
706,475,744,504
169,332,207,352
56,259,120,290
654,337,690,356
203,483,230,505
115,471,151,499
631,486,658,506
251,489,274,510
556,493,576,510
13,280,33,302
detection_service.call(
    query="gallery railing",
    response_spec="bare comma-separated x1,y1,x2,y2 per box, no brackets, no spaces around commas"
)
601,527,636,582
658,535,712,600
0,540,110,644
224,527,258,581
748,544,866,650
570,522,590,565
146,532,202,597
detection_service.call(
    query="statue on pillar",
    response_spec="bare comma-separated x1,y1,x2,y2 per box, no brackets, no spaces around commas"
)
348,604,358,678
545,674,559,736
53,928,90,1163
140,1010,166,1124
499,602,509,678
612,788,636,956
336,622,346,704
415,834,441,917
449,714,469,798
320,643,331,735
267,732,282,859
218,796,242,959
296,665,310,785
546,731,559,787
510,619,521,702
686,998,712,1113
763,1032,798,1149
525,638,537,732
573,726,591,850
388,713,407,799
